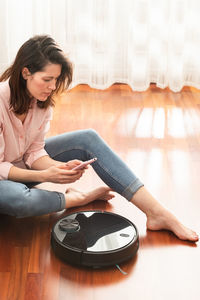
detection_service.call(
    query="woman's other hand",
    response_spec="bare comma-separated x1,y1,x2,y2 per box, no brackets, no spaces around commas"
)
41,161,86,184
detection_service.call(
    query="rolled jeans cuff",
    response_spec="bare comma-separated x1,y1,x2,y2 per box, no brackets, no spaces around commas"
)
122,179,144,201
58,192,66,210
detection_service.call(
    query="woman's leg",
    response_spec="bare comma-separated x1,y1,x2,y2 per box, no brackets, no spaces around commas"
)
130,187,199,241
45,129,199,241
45,129,144,200
0,180,66,218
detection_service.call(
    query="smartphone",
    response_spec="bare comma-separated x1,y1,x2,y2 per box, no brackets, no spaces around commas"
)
72,158,97,170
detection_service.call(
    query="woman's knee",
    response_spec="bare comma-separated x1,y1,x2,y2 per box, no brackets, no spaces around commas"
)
0,181,31,217
80,129,101,144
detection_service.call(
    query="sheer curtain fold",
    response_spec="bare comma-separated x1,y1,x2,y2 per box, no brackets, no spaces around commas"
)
0,0,200,92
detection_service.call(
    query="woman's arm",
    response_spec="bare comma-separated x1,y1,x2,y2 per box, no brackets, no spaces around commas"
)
8,165,45,183
31,155,63,169
8,157,85,184
31,155,85,175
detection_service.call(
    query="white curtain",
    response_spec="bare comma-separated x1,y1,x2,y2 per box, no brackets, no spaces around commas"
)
0,0,200,92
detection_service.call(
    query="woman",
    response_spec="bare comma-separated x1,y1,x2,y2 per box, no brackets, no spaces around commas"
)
0,35,198,242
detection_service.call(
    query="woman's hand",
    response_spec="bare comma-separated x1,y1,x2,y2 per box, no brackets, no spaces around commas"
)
41,160,86,184
64,159,89,170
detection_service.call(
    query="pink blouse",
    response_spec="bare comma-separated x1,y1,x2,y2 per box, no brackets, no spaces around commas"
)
0,81,53,180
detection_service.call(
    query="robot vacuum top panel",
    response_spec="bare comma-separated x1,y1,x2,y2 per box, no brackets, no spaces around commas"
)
53,210,138,253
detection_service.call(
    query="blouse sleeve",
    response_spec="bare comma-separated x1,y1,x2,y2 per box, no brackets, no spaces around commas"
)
23,107,53,168
0,117,14,180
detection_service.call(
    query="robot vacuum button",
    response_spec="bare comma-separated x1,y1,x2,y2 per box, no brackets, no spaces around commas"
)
120,233,130,237
59,219,80,233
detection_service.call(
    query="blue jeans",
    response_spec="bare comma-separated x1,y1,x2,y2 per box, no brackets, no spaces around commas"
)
0,129,143,217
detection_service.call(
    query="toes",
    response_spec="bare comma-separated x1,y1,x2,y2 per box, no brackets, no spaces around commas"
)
188,232,199,242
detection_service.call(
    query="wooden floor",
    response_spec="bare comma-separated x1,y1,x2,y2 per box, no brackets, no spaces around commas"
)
1,84,200,300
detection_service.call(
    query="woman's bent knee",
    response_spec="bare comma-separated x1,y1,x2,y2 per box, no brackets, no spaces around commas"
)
0,180,65,218
79,129,103,148
0,181,33,217
81,129,99,141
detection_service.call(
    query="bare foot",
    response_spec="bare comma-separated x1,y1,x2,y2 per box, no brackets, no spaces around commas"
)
146,209,199,242
131,187,198,242
65,186,115,209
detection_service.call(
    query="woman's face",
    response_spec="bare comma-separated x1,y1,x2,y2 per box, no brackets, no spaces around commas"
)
23,63,62,101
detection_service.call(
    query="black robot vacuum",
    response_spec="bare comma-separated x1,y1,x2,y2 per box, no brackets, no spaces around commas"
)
51,210,139,268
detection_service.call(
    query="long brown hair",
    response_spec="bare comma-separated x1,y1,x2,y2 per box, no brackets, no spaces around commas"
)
0,35,73,114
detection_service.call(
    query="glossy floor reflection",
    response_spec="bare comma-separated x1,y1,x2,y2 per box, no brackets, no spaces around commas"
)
1,84,200,300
